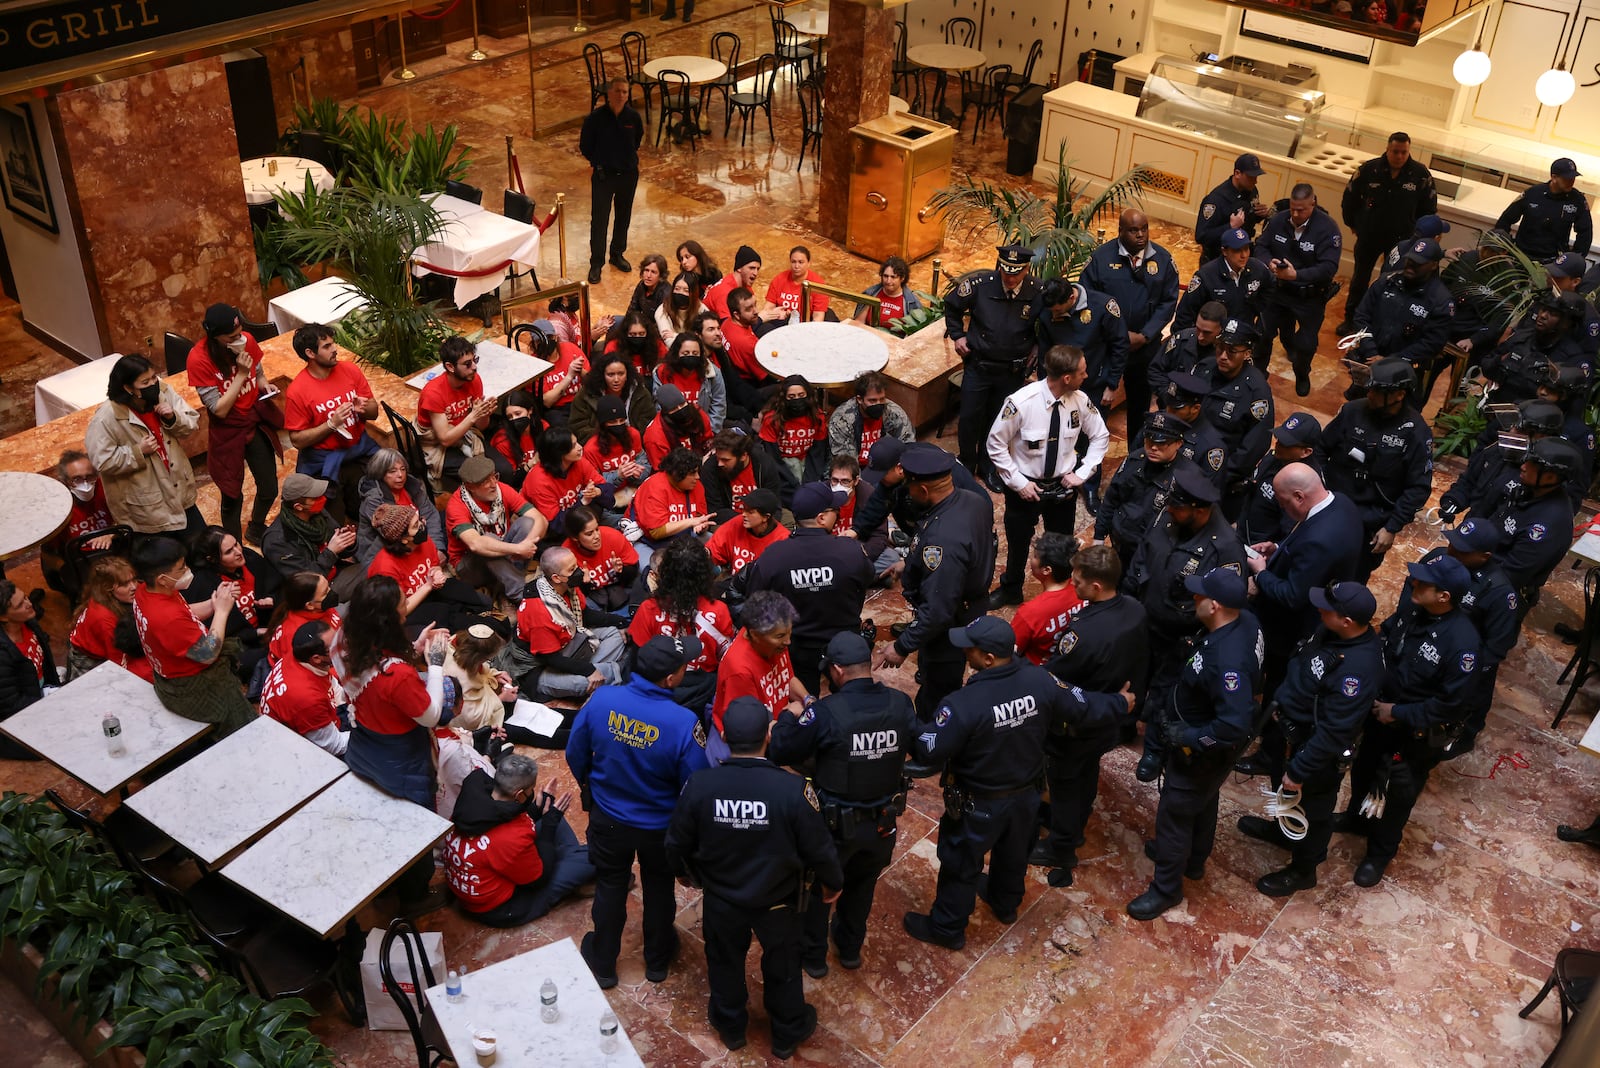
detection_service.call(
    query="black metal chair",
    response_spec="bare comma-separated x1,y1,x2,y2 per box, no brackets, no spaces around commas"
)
55,525,134,599
655,70,702,150
1003,38,1044,92
164,331,194,376
1521,946,1600,1067
891,21,915,96
45,788,177,866
192,906,359,1023
773,20,816,86
583,42,608,111
503,189,541,289
700,31,743,129
727,53,778,145
966,63,1013,142
1555,565,1600,727
242,318,279,341
620,31,658,122
909,67,948,120
796,76,824,172
294,129,333,169
382,401,435,499
123,844,272,944
380,919,454,1068
944,17,976,46
443,179,482,205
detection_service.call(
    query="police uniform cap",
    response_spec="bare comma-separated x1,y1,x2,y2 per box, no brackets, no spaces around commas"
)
1414,215,1451,238
1165,370,1211,404
996,244,1032,274
1547,252,1588,279
1218,318,1259,345
1527,437,1582,475
281,472,331,502
637,633,704,679
1234,153,1265,177
792,481,848,520
1183,567,1248,609
948,615,1016,655
1271,411,1321,446
1170,464,1220,505
867,437,906,472
899,443,957,480
1406,555,1471,601
1553,157,1582,179
742,488,782,516
457,454,498,485
1403,238,1444,264
1366,357,1416,392
822,631,872,668
1518,400,1565,435
1143,411,1190,443
1308,581,1377,624
1443,518,1502,555
721,697,772,747
1220,228,1252,250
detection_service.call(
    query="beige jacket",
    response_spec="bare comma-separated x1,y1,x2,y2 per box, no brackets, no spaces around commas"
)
83,384,200,534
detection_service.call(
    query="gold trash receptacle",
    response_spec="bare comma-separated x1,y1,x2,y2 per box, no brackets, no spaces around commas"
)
846,113,955,264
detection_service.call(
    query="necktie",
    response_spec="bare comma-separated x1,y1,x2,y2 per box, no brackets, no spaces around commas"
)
1043,400,1062,479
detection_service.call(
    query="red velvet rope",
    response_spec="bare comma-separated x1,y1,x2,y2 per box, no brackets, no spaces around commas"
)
413,258,514,278
408,0,462,20
510,152,526,197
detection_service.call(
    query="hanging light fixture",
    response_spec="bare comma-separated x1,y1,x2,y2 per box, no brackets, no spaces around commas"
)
1536,16,1579,107
1452,26,1492,87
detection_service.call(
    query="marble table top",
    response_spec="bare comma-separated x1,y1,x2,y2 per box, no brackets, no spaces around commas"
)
405,339,553,399
0,661,211,795
221,773,450,938
241,156,333,207
124,716,347,865
788,7,828,36
0,471,72,560
425,937,645,1067
757,320,891,387
907,44,987,72
643,56,728,84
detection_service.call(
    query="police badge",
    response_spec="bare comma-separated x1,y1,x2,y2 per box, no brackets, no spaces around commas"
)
1207,448,1224,470
1146,260,1159,275
1078,309,1092,324
922,545,943,570
1250,399,1268,419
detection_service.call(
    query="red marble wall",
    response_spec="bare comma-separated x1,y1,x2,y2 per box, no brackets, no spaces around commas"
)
56,59,261,354
259,27,361,135
817,4,895,244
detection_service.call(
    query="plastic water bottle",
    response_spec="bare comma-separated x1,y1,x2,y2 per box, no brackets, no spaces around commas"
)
539,978,559,1023
599,1008,619,1053
458,963,468,998
445,969,462,1003
102,713,125,757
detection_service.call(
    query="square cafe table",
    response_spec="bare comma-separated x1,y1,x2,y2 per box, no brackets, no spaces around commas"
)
405,338,553,399
221,773,450,938
267,275,371,335
414,206,542,309
124,716,346,866
0,661,211,796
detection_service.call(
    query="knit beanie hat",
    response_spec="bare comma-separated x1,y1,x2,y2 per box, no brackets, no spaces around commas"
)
373,503,417,544
734,245,761,270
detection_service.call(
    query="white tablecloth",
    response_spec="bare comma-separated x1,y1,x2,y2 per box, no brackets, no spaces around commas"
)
424,192,487,227
267,276,370,333
405,339,553,399
241,156,334,207
413,208,541,308
34,352,123,425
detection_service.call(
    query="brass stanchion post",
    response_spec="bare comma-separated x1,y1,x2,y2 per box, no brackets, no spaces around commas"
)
573,0,589,35
468,0,488,61
555,192,568,280
931,257,943,295
394,8,417,80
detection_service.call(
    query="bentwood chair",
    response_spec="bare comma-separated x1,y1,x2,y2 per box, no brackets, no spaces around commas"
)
1003,38,1045,92
1520,946,1600,1066
382,401,435,499
966,64,1013,142
727,53,778,145
655,70,703,150
583,42,608,110
909,67,948,121
891,21,915,96
700,32,743,128
773,20,816,86
620,31,658,122
796,75,824,172
943,17,977,47
380,919,454,1068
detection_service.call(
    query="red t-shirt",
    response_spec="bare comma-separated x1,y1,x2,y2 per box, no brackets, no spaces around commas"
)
565,526,638,589
712,633,793,731
131,585,208,679
187,338,262,415
285,362,373,450
628,596,732,674
268,607,342,665
655,364,706,409
631,472,708,535
490,426,539,472
706,517,789,574
66,485,115,540
228,568,260,627
875,291,907,325
260,656,341,735
368,540,440,602
1011,586,1087,665
521,459,602,520
542,341,587,408
583,427,645,476
353,660,431,734
721,317,766,382
69,600,155,682
14,627,44,682
759,411,823,460
444,809,542,912
642,410,710,468
703,274,739,320
417,372,483,431
444,484,535,566
856,415,886,466
516,598,574,654
135,409,171,467
835,490,858,537
766,271,828,317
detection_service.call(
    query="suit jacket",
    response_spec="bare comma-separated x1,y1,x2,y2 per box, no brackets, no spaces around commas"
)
1252,492,1363,653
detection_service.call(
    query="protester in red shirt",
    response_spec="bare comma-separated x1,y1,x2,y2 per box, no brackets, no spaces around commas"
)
369,503,493,634
710,590,807,741
652,332,726,431
444,455,546,601
563,505,639,613
522,427,608,526
284,324,380,517
627,536,730,714
259,620,348,755
484,389,543,485
853,256,920,328
631,449,713,549
535,322,588,413
706,489,788,576
642,384,713,469
514,546,627,702
67,556,154,682
0,580,56,760
265,571,340,666
762,245,829,321
419,335,496,485
720,287,778,388
601,310,668,378
1010,533,1086,665
582,396,651,493
705,245,761,321
188,303,281,544
758,376,825,481
184,526,274,685
43,450,118,601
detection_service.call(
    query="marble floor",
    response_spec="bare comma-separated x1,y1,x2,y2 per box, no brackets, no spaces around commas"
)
2,4,1598,1064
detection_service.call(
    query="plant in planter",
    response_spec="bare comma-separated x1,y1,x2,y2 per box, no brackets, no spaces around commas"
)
886,296,945,338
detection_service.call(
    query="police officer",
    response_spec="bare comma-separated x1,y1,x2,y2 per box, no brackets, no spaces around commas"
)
769,632,916,976
1544,252,1600,357
1489,437,1582,612
1095,411,1198,572
1495,157,1593,260
849,437,993,542
739,481,873,694
985,345,1110,607
665,696,843,1058
1342,555,1479,888
1150,302,1224,403
1254,182,1344,397
1444,229,1517,362
944,245,1043,477
1339,132,1438,328
1082,208,1181,445
1319,358,1435,582
1377,214,1453,278
1175,228,1274,336
1236,581,1384,897
1535,365,1598,501
1200,318,1274,517
903,616,1132,947
568,635,710,988
1236,412,1323,547
1345,238,1455,405
1036,275,1130,411
1164,370,1229,492
1038,544,1149,885
1128,568,1264,920
1195,152,1271,263
1123,465,1247,780
1438,400,1564,521
1481,291,1593,405
873,444,996,720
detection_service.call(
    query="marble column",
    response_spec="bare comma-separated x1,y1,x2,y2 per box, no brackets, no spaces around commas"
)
816,2,895,246
56,58,260,356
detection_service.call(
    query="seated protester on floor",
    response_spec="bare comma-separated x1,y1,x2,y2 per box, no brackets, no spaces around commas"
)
533,319,589,425
1480,291,1591,405
709,591,807,758
444,754,595,927
0,579,58,760
572,350,657,443
626,253,672,321
42,450,118,601
677,240,723,291
563,505,639,614
187,303,282,544
445,454,547,604
434,714,495,821
655,271,709,347
418,336,496,488
706,488,789,578
259,620,349,757
758,376,828,485
356,448,447,568
440,621,550,756
706,244,761,321
828,372,913,467
548,291,590,349
261,473,362,604
602,310,667,380
515,547,628,706
264,571,340,666
522,426,610,531
583,397,652,504
642,385,713,469
694,310,764,423
632,448,714,556
129,537,255,735
283,324,380,519
369,503,493,634
762,245,830,322
854,256,923,327
85,353,205,541
183,526,274,687
67,555,154,682
483,390,543,485
1010,533,1085,665
720,287,778,389
652,331,727,432
628,536,731,715
702,427,789,522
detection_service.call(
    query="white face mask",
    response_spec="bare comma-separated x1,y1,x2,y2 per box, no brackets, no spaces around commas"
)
173,569,194,592
227,336,248,354
68,481,96,502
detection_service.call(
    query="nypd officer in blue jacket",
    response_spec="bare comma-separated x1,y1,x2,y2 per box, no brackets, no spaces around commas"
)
1345,238,1455,403
1199,318,1274,516
1035,275,1130,410
1495,157,1593,260
1175,228,1274,337
1082,208,1181,445
1195,152,1271,263
1129,567,1264,920
944,245,1043,478
904,616,1132,948
1254,182,1344,397
769,632,916,976
568,634,711,988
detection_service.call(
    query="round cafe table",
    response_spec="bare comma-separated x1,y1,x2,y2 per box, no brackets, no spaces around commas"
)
0,472,72,561
643,56,728,141
905,43,986,73
756,321,889,389
240,156,333,207
789,7,828,37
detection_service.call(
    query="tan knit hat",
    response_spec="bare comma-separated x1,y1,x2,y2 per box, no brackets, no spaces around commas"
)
372,503,417,544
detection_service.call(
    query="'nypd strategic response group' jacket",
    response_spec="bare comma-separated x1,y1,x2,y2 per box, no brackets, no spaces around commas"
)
1253,206,1343,301
769,677,916,807
1319,399,1434,535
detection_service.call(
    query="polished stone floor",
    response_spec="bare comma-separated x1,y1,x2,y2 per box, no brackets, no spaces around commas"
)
2,4,1598,1065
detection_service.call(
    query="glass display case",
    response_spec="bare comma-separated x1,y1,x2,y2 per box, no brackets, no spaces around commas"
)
1135,54,1326,158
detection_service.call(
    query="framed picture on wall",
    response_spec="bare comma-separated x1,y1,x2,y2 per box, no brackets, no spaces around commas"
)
1238,8,1377,63
0,104,58,235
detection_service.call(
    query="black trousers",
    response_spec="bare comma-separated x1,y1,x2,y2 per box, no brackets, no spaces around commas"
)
913,629,966,720
218,426,280,540
957,360,1024,475
1123,341,1155,447
1259,764,1344,873
802,817,895,964
701,892,808,1046
1342,236,1400,323
1139,634,1191,762
1261,297,1329,377
404,578,494,635
998,486,1077,594
1149,755,1233,897
929,791,1036,938
790,637,828,697
589,169,638,267
1346,724,1443,861
584,808,678,977
1039,732,1117,866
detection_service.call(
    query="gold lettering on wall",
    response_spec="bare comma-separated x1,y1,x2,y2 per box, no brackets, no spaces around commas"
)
22,4,162,54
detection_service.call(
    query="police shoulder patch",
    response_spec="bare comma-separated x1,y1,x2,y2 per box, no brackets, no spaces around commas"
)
1186,276,1201,294
1507,591,1519,610
1460,652,1476,673
922,545,943,571
958,279,973,297
935,705,953,727
798,704,816,726
1250,399,1268,420
1528,524,1546,542
1341,676,1360,697
1207,447,1224,470
693,720,708,748
1056,630,1080,656
1105,298,1122,317
1203,203,1217,219
1223,671,1241,692
803,780,821,811
1000,398,1018,421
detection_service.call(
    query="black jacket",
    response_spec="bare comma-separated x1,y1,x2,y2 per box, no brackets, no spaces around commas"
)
738,528,872,645
0,621,56,723
1276,625,1385,783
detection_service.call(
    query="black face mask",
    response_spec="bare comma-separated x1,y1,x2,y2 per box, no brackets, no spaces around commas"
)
669,407,700,430
784,398,810,416
602,422,630,443
507,417,531,438
862,402,887,421
413,528,430,546
626,336,648,353
671,292,691,309
137,383,160,408
675,357,702,374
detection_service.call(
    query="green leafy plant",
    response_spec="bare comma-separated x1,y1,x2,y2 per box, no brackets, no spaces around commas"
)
1434,393,1489,459
1443,230,1551,338
926,140,1153,282
887,296,945,337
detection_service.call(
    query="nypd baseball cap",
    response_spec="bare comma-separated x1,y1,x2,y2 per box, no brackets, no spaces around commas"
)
1220,228,1252,250
1414,215,1451,238
1443,519,1501,554
822,631,872,668
1403,238,1444,264
792,482,848,521
1271,412,1321,447
636,633,703,679
1234,153,1265,177
1547,252,1588,279
721,696,773,746
1183,567,1248,609
1552,158,1582,179
1309,581,1377,624
949,615,1016,655
1406,555,1471,601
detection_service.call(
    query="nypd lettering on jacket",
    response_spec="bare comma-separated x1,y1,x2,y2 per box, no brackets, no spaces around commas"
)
608,711,661,749
713,798,770,829
992,694,1037,729
788,565,834,590
851,729,900,760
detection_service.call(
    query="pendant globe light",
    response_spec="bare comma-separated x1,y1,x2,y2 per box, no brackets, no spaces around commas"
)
1452,38,1491,87
1536,18,1579,107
